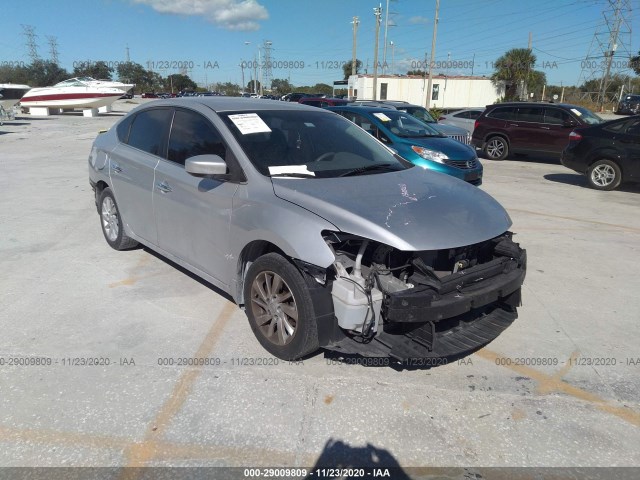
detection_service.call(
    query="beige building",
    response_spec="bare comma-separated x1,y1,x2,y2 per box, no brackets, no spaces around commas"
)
347,74,504,108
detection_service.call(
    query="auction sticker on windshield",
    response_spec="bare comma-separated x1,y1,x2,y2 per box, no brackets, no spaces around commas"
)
228,113,272,134
373,112,392,122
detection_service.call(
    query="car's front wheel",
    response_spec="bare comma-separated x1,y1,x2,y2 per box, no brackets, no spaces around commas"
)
587,159,622,191
244,253,320,360
98,187,139,250
483,136,509,160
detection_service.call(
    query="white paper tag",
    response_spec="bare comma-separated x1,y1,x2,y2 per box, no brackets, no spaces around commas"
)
228,113,272,134
373,112,392,122
268,165,315,176
570,108,582,116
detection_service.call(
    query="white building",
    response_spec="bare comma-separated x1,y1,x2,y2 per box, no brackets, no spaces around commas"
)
347,74,504,108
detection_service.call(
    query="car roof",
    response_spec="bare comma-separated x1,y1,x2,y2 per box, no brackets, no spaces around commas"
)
133,97,321,113
327,105,403,113
485,102,582,109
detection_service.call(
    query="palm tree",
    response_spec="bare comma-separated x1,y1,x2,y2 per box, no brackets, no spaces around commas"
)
491,48,545,101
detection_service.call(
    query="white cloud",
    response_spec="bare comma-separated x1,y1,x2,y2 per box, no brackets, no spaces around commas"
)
408,16,429,25
133,0,269,31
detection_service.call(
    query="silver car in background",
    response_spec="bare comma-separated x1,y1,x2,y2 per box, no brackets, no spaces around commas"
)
439,108,485,135
88,98,526,362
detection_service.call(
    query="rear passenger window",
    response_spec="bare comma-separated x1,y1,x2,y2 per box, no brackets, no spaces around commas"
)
626,119,640,136
454,111,470,119
116,114,134,143
544,108,570,125
516,107,543,123
168,109,226,166
127,109,172,156
488,107,516,120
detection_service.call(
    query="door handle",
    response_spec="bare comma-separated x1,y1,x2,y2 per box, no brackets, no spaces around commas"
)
111,162,122,173
541,126,550,130
508,123,519,127
156,181,172,193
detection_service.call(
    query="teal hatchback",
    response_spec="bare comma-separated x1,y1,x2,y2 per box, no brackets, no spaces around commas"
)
328,106,483,185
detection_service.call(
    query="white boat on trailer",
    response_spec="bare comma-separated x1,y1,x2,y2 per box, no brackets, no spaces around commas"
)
20,78,124,116
0,83,31,123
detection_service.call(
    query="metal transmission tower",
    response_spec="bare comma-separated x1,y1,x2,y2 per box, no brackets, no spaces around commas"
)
577,0,633,109
46,36,60,64
262,40,273,92
21,24,40,62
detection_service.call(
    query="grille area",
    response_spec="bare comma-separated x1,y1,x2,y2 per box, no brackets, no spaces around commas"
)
447,133,471,145
443,158,479,170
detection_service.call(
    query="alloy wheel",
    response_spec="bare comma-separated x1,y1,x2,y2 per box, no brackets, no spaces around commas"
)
101,196,119,242
250,271,298,346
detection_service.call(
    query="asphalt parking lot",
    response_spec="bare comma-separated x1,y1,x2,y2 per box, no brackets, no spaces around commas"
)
1,100,639,477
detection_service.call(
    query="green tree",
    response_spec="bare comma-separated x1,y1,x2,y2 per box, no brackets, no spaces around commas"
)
27,61,70,87
271,78,293,95
490,48,545,101
407,70,426,76
342,59,362,80
215,82,241,96
164,74,196,92
247,79,261,93
629,50,640,76
72,61,113,80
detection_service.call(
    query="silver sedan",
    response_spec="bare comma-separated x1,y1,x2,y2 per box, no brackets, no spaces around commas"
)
88,98,526,361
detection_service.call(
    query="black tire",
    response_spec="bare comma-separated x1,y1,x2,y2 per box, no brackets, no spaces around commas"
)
244,253,320,360
98,187,139,250
587,159,622,191
483,136,509,160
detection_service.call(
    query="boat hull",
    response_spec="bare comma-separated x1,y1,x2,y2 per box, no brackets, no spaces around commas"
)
21,93,123,109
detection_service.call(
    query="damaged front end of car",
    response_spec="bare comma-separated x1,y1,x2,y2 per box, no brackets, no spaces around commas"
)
310,231,526,361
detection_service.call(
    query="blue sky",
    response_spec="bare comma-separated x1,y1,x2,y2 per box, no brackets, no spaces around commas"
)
0,0,637,88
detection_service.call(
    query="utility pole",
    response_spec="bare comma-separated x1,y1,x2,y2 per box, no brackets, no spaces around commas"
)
125,45,130,63
522,31,532,101
240,61,245,93
46,35,59,65
21,25,40,63
598,0,623,111
382,0,390,74
390,41,395,75
351,16,359,99
263,40,273,92
426,0,439,108
372,4,382,100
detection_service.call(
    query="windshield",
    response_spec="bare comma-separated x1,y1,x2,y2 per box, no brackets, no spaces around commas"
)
221,110,410,178
369,110,444,138
400,106,437,124
570,106,604,125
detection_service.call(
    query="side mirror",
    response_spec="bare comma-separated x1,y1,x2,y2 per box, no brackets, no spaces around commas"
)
185,154,227,177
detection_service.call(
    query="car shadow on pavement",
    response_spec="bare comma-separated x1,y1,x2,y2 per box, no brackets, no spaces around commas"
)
544,173,640,193
304,439,412,478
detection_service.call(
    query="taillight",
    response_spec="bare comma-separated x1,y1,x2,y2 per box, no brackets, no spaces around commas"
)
474,120,479,130
569,130,582,142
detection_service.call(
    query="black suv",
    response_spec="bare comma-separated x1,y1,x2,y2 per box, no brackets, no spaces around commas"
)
616,95,640,115
472,102,604,160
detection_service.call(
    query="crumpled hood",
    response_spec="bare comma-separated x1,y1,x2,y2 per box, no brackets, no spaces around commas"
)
272,168,512,251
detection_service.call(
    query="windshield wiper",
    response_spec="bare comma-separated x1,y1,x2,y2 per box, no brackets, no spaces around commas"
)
339,163,395,177
270,172,317,178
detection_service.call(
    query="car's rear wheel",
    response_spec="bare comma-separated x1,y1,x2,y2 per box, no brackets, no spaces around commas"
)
587,159,622,191
483,136,509,160
244,253,320,360
99,187,139,250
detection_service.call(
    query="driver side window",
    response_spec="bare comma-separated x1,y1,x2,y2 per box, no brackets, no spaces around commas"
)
167,109,227,166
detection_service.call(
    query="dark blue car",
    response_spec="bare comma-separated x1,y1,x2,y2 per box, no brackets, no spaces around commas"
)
328,106,483,185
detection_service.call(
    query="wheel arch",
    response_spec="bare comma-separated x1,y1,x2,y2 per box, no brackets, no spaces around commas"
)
236,240,288,306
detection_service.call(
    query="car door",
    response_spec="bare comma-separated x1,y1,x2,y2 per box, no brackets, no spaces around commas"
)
153,108,239,284
109,108,173,244
543,107,576,153
620,118,640,181
510,106,545,152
